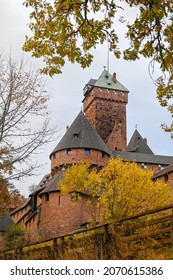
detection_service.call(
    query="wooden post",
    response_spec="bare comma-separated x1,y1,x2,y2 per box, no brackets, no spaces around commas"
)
170,206,173,247
52,238,58,259
111,223,122,259
61,236,65,255
103,224,112,259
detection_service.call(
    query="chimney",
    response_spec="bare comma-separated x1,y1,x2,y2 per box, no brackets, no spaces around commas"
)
144,138,147,144
112,72,116,83
66,126,69,131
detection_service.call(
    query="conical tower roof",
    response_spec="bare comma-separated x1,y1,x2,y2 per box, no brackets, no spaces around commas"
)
50,111,111,158
127,129,153,154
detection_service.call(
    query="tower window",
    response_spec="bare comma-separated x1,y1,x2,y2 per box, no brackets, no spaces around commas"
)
84,148,90,155
66,148,72,155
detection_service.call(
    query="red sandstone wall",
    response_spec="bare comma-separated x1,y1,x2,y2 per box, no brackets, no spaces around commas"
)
25,213,41,243
51,148,109,172
154,171,173,188
11,204,31,224
39,192,93,239
83,87,128,151
136,163,168,174
168,172,173,187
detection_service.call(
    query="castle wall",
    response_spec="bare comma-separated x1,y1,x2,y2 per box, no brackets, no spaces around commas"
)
137,163,168,174
11,204,31,224
39,192,93,240
25,212,40,243
153,170,173,188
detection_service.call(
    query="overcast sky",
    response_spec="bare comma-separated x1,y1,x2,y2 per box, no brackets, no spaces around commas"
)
0,0,172,196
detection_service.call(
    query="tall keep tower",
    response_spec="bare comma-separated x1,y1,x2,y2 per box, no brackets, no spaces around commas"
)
82,69,129,151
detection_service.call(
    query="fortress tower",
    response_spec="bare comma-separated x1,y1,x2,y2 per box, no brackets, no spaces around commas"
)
82,69,129,151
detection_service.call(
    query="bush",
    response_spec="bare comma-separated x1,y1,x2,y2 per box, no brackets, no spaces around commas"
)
4,223,27,250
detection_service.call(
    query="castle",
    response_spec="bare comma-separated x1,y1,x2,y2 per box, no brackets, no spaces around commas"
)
1,69,173,247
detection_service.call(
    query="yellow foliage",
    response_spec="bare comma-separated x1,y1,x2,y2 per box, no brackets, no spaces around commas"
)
23,0,173,132
59,157,173,222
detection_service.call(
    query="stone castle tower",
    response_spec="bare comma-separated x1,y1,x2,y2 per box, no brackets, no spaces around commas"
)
82,69,129,151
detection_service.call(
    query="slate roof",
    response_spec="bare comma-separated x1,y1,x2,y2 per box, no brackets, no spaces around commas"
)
0,215,14,232
50,111,111,157
126,129,154,154
113,151,173,165
39,171,64,196
83,69,129,98
30,173,50,195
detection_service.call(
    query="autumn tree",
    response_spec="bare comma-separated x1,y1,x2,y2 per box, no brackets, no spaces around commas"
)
60,158,173,222
0,54,55,181
0,177,24,215
23,0,173,133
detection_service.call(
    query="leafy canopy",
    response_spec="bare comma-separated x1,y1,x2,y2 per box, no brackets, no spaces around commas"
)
60,157,173,221
23,0,173,132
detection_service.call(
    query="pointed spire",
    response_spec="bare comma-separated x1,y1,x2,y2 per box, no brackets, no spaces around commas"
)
127,129,153,154
50,111,111,158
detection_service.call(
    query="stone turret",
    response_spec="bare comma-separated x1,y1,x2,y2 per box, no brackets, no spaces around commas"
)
82,69,129,151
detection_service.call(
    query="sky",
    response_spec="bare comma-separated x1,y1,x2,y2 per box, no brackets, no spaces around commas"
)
0,0,172,197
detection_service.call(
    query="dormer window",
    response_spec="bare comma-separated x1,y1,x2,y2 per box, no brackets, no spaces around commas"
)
73,129,80,139
73,133,79,139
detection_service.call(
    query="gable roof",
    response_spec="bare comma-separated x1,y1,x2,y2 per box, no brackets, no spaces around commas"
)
127,129,153,154
0,215,14,232
50,111,111,157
